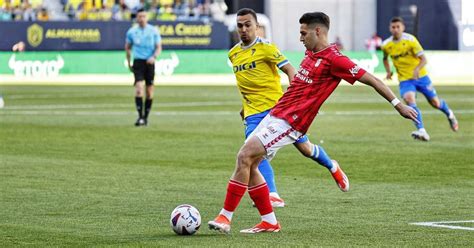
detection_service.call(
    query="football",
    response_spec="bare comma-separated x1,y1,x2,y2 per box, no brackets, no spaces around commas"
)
170,204,201,235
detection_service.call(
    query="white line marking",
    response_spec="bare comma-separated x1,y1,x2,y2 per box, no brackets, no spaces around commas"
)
0,110,237,116
7,93,113,99
2,101,241,110
410,220,474,231
329,110,474,115
327,98,474,103
1,109,474,116
5,94,474,103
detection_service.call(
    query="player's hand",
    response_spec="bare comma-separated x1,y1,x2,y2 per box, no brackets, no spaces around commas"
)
146,57,156,64
128,63,133,72
413,68,420,79
385,72,393,80
395,104,419,124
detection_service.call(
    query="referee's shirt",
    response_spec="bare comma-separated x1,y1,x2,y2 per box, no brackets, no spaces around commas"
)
126,24,161,60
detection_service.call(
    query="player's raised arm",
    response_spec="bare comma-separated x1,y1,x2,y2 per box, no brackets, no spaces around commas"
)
357,72,418,122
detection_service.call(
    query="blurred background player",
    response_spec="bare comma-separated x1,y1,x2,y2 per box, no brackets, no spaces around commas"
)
125,8,162,126
382,17,459,141
229,8,350,208
209,12,418,234
365,33,382,53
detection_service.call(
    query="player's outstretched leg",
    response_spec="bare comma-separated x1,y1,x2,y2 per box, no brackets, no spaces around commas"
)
296,141,349,192
430,97,458,132
447,109,459,132
330,160,349,192
419,77,459,132
310,144,349,192
257,160,285,207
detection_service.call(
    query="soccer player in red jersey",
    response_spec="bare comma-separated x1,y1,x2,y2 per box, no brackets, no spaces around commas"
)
208,12,418,234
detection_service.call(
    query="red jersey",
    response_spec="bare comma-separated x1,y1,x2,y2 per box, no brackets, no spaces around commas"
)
270,45,366,133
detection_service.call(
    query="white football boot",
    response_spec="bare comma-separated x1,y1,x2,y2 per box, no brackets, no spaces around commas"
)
411,129,430,141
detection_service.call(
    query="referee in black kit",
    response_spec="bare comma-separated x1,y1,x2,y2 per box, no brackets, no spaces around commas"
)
125,8,162,126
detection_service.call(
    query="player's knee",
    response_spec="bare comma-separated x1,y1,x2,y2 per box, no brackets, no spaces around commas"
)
430,98,440,108
300,145,313,158
402,92,416,104
295,142,313,157
136,91,144,97
135,82,145,96
146,88,154,99
237,145,261,168
403,96,415,104
236,150,253,169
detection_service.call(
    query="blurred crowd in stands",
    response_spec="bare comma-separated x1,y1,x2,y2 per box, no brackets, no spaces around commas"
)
0,0,44,20
0,0,227,21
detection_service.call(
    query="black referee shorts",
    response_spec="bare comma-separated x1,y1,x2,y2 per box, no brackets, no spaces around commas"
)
133,59,155,85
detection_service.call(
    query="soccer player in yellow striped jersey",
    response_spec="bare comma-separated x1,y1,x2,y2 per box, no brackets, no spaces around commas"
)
382,17,458,141
221,8,350,211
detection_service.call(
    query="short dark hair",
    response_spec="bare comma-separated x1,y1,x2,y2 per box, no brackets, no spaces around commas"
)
299,12,330,29
391,16,404,24
237,8,258,22
136,8,146,14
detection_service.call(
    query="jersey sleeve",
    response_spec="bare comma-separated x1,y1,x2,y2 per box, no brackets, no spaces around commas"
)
410,36,424,57
125,29,133,45
265,43,289,68
330,56,366,84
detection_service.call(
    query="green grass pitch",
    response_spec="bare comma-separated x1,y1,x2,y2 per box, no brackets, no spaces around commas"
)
1,85,473,247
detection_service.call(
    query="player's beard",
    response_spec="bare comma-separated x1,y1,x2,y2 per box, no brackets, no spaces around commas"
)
240,35,249,44
302,42,309,50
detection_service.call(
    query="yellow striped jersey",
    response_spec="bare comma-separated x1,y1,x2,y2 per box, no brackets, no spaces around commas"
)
228,37,289,118
381,32,428,82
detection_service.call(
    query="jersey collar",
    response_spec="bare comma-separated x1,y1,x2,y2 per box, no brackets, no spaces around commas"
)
391,32,406,43
309,44,335,55
240,37,260,50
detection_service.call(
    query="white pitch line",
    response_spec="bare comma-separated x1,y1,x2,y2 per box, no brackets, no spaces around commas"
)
2,101,241,110
410,220,474,231
157,101,239,107
327,98,474,103
3,104,130,110
1,109,474,116
0,110,237,116
4,94,474,103
6,93,114,99
330,109,474,115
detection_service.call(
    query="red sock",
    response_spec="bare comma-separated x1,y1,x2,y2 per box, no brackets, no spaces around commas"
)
223,179,247,212
248,182,273,215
